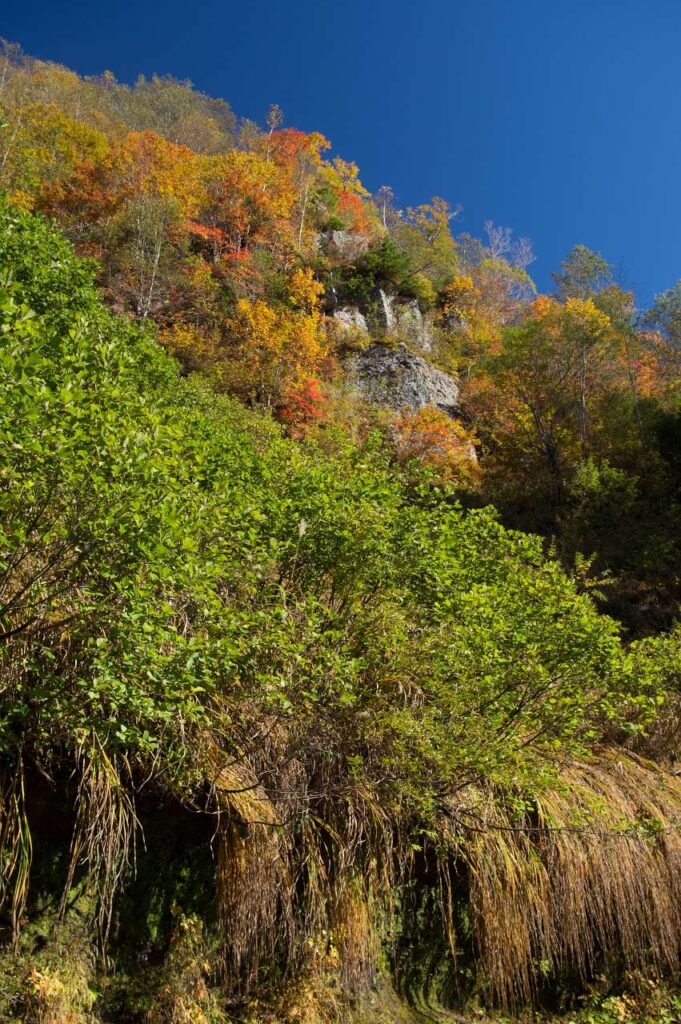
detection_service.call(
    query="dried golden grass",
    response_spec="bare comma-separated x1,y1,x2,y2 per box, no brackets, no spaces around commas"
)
329,872,379,996
445,751,681,1009
6,722,677,1017
213,759,292,994
212,749,395,1002
61,743,138,941
0,759,32,937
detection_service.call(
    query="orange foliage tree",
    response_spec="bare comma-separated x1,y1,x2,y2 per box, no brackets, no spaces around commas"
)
277,376,326,436
268,129,330,250
462,295,627,504
0,102,109,211
395,407,480,486
196,148,297,270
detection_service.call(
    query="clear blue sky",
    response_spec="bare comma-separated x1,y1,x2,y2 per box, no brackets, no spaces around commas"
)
3,0,681,304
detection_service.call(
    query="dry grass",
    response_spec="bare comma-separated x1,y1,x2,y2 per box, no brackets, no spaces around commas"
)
60,743,138,941
211,743,395,1003
213,758,292,994
4,724,679,1016
0,760,32,938
443,750,681,1009
208,741,681,1011
330,871,380,996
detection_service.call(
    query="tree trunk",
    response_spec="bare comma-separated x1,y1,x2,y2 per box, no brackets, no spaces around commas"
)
578,345,588,459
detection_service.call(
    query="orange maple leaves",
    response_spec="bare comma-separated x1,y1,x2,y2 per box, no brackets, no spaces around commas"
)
395,407,480,485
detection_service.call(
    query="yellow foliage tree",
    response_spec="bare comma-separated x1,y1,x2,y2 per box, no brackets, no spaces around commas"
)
463,295,614,503
107,130,203,217
224,268,326,406
0,102,109,210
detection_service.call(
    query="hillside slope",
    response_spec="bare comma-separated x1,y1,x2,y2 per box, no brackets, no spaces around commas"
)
0,196,680,1023
4,43,681,629
1,43,681,1024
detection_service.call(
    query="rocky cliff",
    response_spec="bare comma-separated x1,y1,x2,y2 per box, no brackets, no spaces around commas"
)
345,342,459,415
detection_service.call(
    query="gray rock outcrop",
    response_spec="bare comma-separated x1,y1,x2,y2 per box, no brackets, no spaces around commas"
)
376,289,397,332
394,299,434,352
368,290,433,352
346,343,459,416
333,307,369,333
329,231,370,260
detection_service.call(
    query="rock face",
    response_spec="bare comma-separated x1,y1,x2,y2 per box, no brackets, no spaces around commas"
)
367,291,433,352
394,299,434,352
335,291,434,351
333,306,369,333
329,231,370,260
375,289,396,332
346,343,459,416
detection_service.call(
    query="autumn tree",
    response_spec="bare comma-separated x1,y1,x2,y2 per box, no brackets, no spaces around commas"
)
265,103,284,162
318,156,374,234
395,406,480,487
374,184,398,230
0,102,108,210
392,196,460,289
263,128,330,250
224,266,327,407
195,148,296,281
119,73,237,152
646,281,681,349
35,129,204,316
465,295,613,505
438,274,496,375
277,376,326,436
435,226,536,384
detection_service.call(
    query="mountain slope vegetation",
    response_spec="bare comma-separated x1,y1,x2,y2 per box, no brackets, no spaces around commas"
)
0,43,680,1024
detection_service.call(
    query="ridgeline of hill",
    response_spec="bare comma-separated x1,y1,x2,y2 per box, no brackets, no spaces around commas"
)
0,42,680,1024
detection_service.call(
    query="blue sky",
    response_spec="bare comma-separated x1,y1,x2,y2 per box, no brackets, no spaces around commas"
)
3,0,681,304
